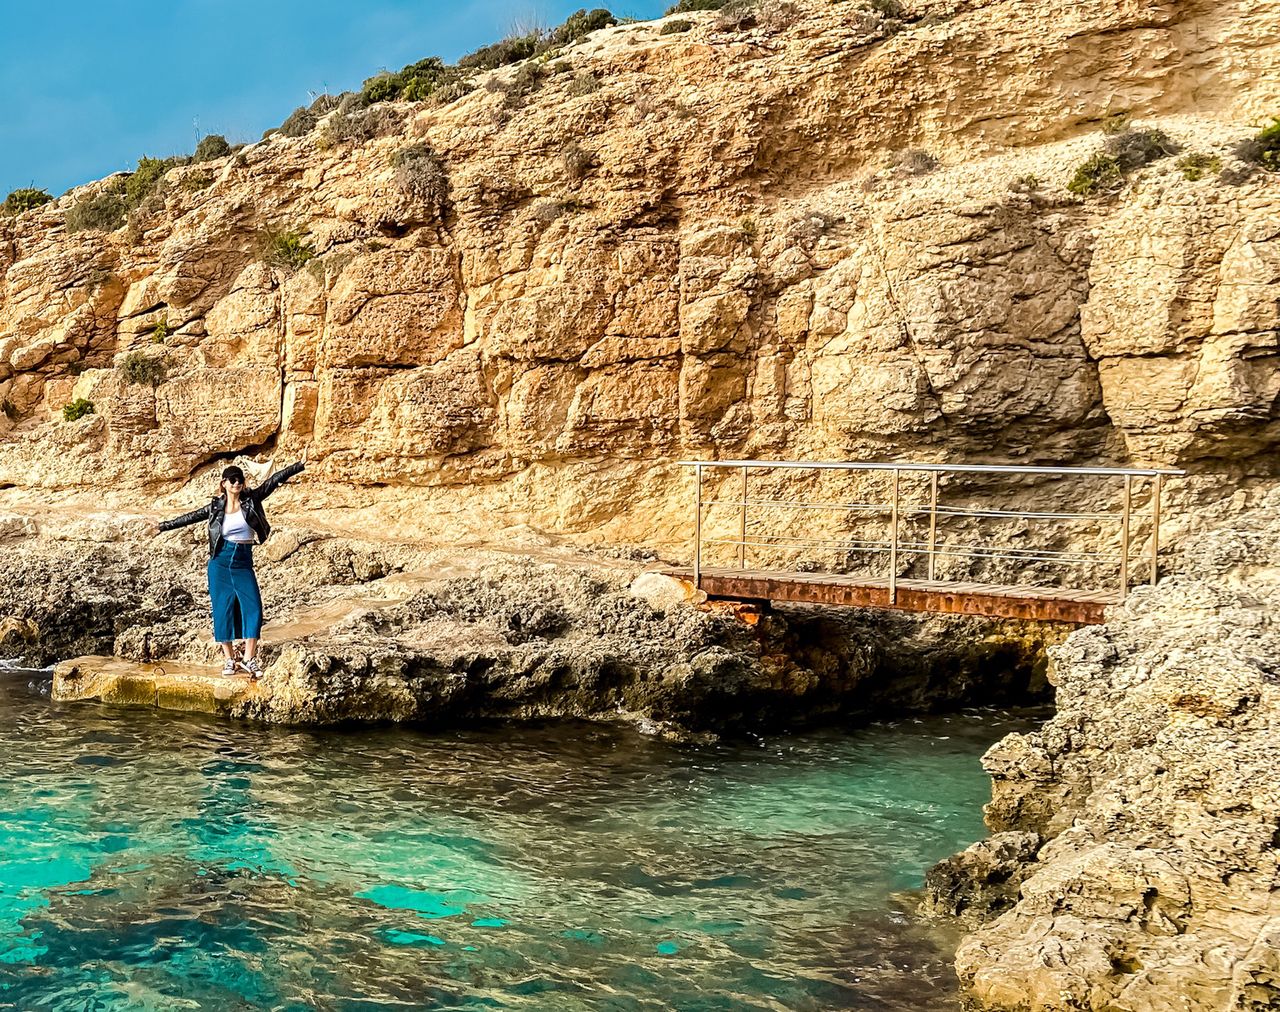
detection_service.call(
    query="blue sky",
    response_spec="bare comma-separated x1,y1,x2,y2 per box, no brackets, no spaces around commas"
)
0,1,667,198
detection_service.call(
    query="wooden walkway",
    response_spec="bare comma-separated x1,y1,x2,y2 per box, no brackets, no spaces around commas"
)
664,566,1118,624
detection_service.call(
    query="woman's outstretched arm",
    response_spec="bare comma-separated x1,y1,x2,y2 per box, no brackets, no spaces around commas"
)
156,502,212,532
255,459,306,501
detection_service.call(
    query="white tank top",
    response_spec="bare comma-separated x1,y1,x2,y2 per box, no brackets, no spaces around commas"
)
221,509,253,542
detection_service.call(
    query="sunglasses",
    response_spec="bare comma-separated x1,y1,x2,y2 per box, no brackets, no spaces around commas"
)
225,477,244,486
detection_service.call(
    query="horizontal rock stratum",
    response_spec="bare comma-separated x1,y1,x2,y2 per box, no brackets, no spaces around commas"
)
0,0,1277,547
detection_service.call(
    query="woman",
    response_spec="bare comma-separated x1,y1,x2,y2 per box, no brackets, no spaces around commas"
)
153,457,306,677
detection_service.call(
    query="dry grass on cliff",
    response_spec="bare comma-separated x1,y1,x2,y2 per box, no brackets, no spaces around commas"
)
390,143,450,215
1067,126,1179,196
119,352,168,389
318,101,404,148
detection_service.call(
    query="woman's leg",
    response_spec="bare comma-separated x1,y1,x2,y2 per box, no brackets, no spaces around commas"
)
228,545,264,661
207,549,239,648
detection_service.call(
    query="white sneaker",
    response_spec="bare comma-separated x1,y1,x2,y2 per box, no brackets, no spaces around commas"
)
220,659,237,677
239,655,263,679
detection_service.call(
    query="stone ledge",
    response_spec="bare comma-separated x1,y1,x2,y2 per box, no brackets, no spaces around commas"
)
52,655,268,716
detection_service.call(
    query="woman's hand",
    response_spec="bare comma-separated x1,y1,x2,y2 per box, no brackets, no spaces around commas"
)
150,523,163,537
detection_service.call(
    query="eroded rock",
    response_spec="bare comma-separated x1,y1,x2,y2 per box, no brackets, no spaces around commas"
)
935,510,1280,1011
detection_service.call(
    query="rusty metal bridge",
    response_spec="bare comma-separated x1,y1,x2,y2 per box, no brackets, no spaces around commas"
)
662,460,1185,624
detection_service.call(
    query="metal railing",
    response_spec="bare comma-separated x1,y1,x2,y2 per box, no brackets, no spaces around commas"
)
680,460,1185,604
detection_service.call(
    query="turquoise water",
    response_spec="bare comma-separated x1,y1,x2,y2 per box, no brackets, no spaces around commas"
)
0,670,1037,1010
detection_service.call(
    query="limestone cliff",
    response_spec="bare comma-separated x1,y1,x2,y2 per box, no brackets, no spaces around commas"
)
927,502,1280,1011
0,0,1277,547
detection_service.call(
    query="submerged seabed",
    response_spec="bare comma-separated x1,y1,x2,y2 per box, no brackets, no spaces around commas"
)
0,670,1038,1011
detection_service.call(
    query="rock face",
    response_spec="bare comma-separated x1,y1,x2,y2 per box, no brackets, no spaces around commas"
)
924,831,1042,926
0,0,1277,550
930,507,1280,1011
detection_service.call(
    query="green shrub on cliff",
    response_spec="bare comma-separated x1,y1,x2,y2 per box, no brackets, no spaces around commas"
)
1067,153,1122,195
358,57,470,104
1177,152,1222,181
1257,118,1280,170
2,188,53,215
660,17,694,32
259,228,314,270
1068,126,1178,196
120,352,168,387
545,8,617,47
275,94,341,138
459,10,615,71
66,154,188,231
62,398,94,422
193,134,231,162
257,6,612,136
665,0,726,12
458,31,542,72
125,156,180,207
65,192,128,233
1237,118,1280,171
277,105,315,138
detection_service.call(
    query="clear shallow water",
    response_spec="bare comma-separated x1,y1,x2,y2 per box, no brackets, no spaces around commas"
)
0,670,1038,1011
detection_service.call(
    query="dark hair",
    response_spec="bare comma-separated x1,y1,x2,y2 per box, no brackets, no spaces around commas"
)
221,465,246,485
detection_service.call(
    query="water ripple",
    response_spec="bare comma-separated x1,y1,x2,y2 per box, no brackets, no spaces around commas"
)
0,671,1041,1010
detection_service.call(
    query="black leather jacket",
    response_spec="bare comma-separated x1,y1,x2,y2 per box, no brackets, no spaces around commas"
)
159,461,305,557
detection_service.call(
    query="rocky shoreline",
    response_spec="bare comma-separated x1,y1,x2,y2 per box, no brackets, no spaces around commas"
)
924,508,1280,1011
0,511,1063,738
0,0,1275,1005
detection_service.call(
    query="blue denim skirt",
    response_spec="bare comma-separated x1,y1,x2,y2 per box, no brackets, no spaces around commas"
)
207,541,263,642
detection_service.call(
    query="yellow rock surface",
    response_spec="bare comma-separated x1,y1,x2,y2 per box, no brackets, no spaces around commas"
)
0,0,1275,547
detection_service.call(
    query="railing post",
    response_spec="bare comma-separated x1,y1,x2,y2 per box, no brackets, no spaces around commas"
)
889,467,900,605
1150,474,1162,586
738,465,747,570
1119,474,1131,601
693,464,702,590
927,471,938,582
